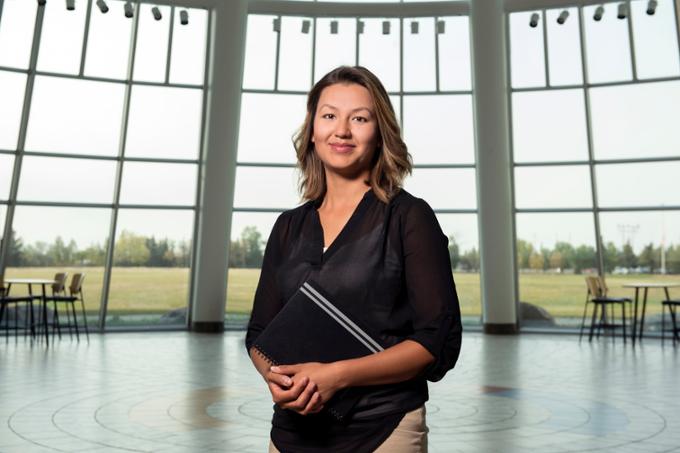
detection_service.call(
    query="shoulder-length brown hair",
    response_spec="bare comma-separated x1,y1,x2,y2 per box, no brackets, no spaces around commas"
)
293,66,412,204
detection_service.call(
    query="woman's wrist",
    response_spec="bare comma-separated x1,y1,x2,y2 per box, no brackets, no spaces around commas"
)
333,360,353,390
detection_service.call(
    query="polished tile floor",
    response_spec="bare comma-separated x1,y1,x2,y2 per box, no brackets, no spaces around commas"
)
1,331,679,453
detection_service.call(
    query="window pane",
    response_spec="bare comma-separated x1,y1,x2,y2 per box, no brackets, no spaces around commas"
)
403,169,477,210
314,18,356,83
596,161,680,208
17,156,116,204
438,16,471,91
133,4,170,83
390,94,401,125
169,8,208,85
36,0,86,75
510,11,546,88
515,165,592,209
119,162,198,206
25,76,125,156
435,213,481,324
0,154,13,199
0,205,5,241
278,16,313,91
125,85,203,159
108,209,194,327
404,18,435,92
403,95,474,164
84,0,132,80
0,0,37,69
583,3,633,83
234,166,300,209
631,0,680,79
359,18,400,92
512,89,589,162
242,15,277,90
546,7,583,86
225,211,280,327
237,93,305,163
516,212,597,328
6,206,112,325
0,71,26,150
590,82,680,159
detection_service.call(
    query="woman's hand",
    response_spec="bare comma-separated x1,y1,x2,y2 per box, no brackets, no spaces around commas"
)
265,367,325,415
270,362,345,413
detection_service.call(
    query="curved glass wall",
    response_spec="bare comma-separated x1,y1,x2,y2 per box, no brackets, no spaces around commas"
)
509,0,680,331
228,5,481,327
0,0,209,329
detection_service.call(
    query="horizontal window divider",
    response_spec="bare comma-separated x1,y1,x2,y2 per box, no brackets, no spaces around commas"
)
14,201,114,209
28,70,204,90
117,204,197,210
241,88,473,96
237,162,296,168
248,2,469,18
0,149,16,156
414,163,476,169
0,200,8,205
433,209,478,214
232,206,479,215
515,207,594,213
124,156,200,164
512,74,680,93
594,156,680,165
514,160,590,167
0,65,28,75
516,206,680,214
598,205,680,212
16,150,200,164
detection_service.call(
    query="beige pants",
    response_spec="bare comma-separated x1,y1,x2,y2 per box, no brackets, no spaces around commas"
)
268,406,427,453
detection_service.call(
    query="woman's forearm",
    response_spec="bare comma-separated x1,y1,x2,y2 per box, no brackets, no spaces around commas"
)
335,340,434,389
249,347,273,380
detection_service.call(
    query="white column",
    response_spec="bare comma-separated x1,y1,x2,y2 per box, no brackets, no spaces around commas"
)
190,0,247,332
470,0,518,333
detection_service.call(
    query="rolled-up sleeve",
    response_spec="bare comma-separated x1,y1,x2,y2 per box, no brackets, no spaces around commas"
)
402,198,462,382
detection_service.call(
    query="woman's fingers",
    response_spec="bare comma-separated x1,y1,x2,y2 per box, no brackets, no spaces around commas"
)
301,391,323,415
269,376,308,405
281,380,317,411
266,371,293,389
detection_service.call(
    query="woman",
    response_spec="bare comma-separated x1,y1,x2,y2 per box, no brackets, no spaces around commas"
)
245,66,462,452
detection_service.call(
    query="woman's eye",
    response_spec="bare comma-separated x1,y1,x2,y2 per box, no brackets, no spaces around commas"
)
322,113,335,119
354,116,368,123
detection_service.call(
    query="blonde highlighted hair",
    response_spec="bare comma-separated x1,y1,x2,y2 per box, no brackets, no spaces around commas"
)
293,66,412,204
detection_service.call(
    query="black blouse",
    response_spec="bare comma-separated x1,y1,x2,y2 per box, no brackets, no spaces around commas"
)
245,188,462,452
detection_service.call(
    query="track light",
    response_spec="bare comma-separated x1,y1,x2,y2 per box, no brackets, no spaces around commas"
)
436,20,445,34
179,9,188,25
557,10,569,24
617,2,627,19
330,20,338,35
273,17,280,33
382,20,390,35
357,20,364,34
66,0,75,11
646,0,657,15
593,5,604,21
124,1,133,18
301,19,310,34
96,0,108,13
151,6,161,21
410,21,419,34
529,12,539,28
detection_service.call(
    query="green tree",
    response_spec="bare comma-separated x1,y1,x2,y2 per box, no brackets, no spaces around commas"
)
618,242,637,269
637,243,658,272
602,241,620,273
460,247,480,271
549,250,563,270
666,245,680,274
5,230,24,266
554,241,576,270
516,239,534,269
241,226,264,268
573,245,596,274
529,252,544,271
114,230,150,266
448,236,460,269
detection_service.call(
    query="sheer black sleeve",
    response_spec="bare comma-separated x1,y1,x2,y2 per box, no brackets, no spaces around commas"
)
244,214,288,352
402,198,462,382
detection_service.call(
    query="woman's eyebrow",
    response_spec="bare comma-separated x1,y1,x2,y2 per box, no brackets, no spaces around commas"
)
319,104,374,115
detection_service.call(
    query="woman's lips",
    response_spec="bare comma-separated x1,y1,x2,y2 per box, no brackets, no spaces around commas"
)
330,143,355,152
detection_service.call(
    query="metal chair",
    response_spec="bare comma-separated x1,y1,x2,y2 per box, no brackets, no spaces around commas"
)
580,276,632,342
0,276,40,339
43,273,89,341
661,298,680,344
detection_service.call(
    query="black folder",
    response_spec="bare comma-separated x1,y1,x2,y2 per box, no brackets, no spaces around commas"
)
252,280,385,421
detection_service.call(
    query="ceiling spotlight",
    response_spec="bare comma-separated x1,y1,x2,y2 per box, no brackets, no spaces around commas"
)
151,6,161,20
646,0,657,15
124,1,133,18
557,10,569,24
529,12,539,28
96,0,109,13
357,20,364,34
617,2,627,19
180,9,188,25
382,20,390,35
410,21,419,34
273,17,280,33
66,0,75,11
593,5,604,21
436,20,445,34
330,20,338,35
301,19,310,34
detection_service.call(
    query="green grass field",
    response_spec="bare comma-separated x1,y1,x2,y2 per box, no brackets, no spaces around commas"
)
5,267,678,320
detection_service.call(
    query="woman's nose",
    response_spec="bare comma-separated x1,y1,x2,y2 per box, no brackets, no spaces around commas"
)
334,120,351,138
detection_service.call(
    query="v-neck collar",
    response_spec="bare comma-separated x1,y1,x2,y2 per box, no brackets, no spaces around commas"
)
310,188,375,264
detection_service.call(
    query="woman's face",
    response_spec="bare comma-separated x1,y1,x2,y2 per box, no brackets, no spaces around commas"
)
311,83,380,179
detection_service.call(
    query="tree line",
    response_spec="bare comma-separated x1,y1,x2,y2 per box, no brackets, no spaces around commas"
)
5,227,679,273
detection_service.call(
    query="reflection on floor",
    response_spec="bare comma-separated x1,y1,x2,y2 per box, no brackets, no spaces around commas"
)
1,331,678,452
